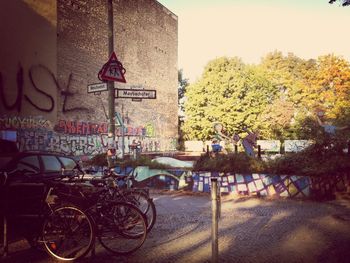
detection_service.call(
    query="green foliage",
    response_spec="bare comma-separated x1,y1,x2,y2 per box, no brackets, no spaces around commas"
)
182,52,350,142
178,69,190,150
84,154,172,170
194,138,350,177
115,156,172,170
84,153,108,167
193,153,267,174
182,57,278,140
268,141,350,177
329,0,350,7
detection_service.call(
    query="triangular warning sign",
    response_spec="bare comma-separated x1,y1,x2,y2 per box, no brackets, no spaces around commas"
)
100,52,126,83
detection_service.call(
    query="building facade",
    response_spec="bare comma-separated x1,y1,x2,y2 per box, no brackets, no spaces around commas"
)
0,0,178,159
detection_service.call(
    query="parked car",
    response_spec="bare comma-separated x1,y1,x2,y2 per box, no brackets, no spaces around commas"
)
0,151,82,216
0,151,82,183
0,139,18,155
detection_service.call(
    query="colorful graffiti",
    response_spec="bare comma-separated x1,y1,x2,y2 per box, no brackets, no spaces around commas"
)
94,166,348,200
192,173,310,198
17,129,107,155
191,172,348,199
54,119,108,135
0,116,176,156
108,166,349,199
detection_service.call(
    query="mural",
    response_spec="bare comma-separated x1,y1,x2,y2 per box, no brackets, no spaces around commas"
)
88,165,348,200
0,116,176,157
191,172,348,199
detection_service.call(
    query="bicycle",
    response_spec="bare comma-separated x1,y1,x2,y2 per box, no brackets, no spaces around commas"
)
53,174,148,255
1,175,95,261
101,168,157,233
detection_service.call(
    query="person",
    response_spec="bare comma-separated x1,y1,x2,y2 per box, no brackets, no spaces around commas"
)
212,122,233,153
242,129,259,157
211,138,222,153
315,110,347,136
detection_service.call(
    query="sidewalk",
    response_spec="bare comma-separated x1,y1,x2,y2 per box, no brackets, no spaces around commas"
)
2,192,350,263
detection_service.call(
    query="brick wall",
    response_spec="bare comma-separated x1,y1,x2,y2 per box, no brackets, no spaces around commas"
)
0,0,178,155
57,0,178,139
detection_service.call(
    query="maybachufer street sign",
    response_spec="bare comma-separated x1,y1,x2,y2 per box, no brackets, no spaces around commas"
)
115,88,156,99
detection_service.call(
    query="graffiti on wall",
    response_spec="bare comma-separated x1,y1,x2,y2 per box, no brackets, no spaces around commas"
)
0,64,89,114
0,116,52,130
17,129,108,155
191,172,348,199
192,172,310,197
54,119,108,135
0,116,176,156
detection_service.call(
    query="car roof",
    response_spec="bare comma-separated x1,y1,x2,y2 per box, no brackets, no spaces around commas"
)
0,151,77,170
0,151,76,163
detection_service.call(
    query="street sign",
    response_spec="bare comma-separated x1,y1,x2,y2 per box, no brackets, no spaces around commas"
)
87,82,108,93
115,88,157,99
100,52,126,83
115,112,124,127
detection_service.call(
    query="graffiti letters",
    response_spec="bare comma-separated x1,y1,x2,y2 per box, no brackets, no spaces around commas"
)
0,116,51,130
25,65,55,112
61,73,89,113
54,119,108,135
0,63,89,114
0,64,24,112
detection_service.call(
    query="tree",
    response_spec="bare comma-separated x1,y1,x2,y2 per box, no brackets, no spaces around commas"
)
312,54,350,124
182,57,278,140
182,52,350,142
178,69,189,115
329,0,350,6
178,69,189,150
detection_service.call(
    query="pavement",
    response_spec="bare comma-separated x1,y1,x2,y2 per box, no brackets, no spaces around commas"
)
1,191,350,263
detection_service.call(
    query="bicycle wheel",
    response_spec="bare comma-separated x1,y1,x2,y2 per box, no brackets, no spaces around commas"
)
98,201,147,255
123,190,157,233
41,205,95,261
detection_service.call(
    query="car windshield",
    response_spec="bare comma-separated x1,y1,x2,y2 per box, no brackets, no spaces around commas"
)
0,156,12,169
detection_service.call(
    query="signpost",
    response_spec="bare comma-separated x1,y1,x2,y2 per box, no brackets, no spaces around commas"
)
115,112,125,158
99,52,126,83
115,88,156,99
87,83,108,94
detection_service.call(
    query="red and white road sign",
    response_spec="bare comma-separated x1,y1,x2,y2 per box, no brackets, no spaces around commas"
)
100,52,126,83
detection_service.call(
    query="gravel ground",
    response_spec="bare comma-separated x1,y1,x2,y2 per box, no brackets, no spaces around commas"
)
1,192,350,263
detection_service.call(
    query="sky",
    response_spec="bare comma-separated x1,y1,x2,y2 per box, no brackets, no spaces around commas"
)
157,0,350,82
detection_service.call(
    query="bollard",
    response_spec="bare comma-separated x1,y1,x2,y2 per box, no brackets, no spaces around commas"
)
2,216,8,257
211,178,218,263
234,144,238,154
217,187,221,219
258,145,261,159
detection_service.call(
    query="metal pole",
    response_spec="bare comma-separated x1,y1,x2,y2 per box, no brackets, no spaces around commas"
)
121,105,125,159
211,178,218,263
107,0,115,167
121,123,125,158
3,216,8,257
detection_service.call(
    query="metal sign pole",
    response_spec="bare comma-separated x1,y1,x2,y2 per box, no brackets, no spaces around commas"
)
107,0,116,167
211,178,219,263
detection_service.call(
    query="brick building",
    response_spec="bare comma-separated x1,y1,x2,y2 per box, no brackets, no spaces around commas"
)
0,0,178,158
